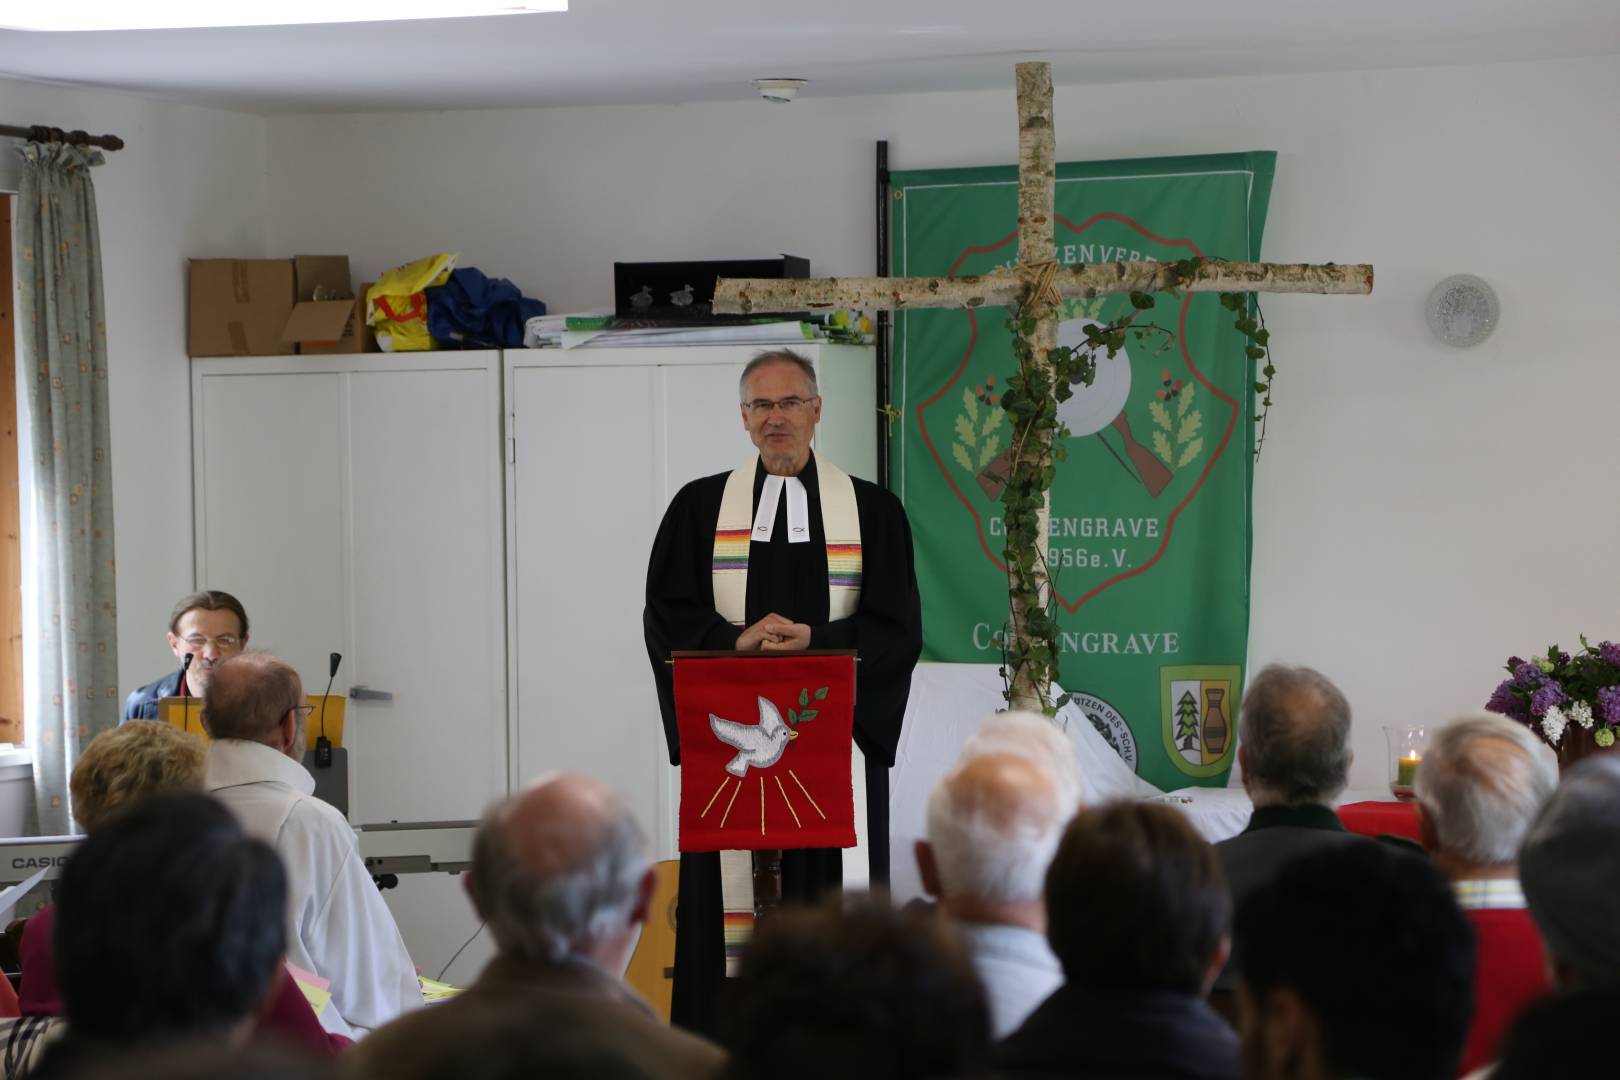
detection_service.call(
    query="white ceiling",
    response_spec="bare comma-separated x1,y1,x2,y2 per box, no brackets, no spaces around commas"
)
1,0,1618,116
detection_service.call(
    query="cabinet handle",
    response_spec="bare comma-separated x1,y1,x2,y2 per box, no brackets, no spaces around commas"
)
349,685,394,702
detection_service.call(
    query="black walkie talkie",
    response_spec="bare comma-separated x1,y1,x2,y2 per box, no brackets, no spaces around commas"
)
315,651,341,768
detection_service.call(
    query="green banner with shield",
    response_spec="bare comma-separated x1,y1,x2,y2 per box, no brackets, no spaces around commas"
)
891,151,1274,790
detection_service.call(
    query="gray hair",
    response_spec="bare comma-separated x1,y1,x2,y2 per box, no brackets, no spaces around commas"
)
1238,664,1352,805
738,348,818,401
201,652,300,744
926,753,1067,906
469,794,650,963
959,710,1083,817
1414,713,1558,866
1521,755,1620,988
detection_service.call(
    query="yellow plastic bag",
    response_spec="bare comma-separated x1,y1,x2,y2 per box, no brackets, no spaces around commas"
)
366,252,457,352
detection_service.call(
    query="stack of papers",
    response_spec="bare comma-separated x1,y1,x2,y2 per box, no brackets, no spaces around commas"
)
287,962,333,1017
418,976,464,1003
559,321,814,350
523,312,608,349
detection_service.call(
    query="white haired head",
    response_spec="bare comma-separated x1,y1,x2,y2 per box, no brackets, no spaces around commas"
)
959,710,1083,817
925,752,1068,906
1415,713,1558,867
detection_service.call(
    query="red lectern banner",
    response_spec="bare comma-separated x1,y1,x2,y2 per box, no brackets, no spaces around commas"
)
674,654,857,852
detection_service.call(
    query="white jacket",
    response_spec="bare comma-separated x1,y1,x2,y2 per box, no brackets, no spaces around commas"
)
207,739,423,1037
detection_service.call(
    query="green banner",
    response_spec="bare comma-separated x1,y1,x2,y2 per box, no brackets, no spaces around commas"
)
891,151,1274,790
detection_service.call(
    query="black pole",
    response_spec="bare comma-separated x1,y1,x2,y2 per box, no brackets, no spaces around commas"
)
875,140,892,490
0,124,125,152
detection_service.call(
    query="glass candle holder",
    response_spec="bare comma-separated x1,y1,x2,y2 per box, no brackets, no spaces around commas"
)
1384,724,1428,800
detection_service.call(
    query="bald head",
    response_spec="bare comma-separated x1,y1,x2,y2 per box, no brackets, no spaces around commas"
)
470,774,652,964
202,653,303,751
492,774,627,877
924,752,1067,909
960,710,1083,814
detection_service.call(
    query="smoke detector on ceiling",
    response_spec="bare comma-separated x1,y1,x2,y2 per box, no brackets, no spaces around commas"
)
753,78,808,104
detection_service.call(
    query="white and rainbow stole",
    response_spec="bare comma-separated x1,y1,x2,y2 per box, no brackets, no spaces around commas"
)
712,452,863,626
710,452,863,952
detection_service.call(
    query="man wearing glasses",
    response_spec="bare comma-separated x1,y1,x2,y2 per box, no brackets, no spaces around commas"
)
122,589,251,721
644,348,923,1035
204,651,423,1038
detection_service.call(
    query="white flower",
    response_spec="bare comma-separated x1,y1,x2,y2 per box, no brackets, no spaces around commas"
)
1542,706,1569,744
1570,700,1596,729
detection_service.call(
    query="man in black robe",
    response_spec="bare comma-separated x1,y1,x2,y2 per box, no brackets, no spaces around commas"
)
644,348,922,1036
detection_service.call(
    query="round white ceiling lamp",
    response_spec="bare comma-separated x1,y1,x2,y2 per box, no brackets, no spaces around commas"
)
753,78,808,103
1425,274,1499,348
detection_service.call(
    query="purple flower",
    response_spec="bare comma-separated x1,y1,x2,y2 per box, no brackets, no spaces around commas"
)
1486,680,1529,721
1598,642,1620,668
1507,656,1528,670
1530,682,1568,718
1513,662,1547,690
1549,646,1571,668
1599,686,1620,724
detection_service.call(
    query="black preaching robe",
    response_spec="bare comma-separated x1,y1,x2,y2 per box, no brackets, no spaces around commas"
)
643,455,922,1036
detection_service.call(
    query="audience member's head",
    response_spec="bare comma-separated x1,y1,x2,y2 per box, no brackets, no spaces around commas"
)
53,792,287,1052
721,898,989,1080
1519,754,1620,990
202,652,307,760
467,773,655,972
1414,713,1557,878
67,1040,333,1080
959,709,1083,812
167,589,251,697
917,751,1068,930
1237,664,1352,807
1488,986,1620,1080
1235,842,1475,1080
340,991,664,1080
1045,801,1229,996
70,720,207,829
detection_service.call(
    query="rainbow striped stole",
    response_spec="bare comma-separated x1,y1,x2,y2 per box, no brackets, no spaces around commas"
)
712,453,863,626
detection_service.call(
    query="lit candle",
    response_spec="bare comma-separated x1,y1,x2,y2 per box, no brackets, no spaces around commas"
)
1396,751,1421,788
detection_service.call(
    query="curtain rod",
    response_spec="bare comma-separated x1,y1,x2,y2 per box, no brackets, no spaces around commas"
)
0,124,125,152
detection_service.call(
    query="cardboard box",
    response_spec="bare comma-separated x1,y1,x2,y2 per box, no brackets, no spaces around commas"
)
286,255,375,355
188,259,295,356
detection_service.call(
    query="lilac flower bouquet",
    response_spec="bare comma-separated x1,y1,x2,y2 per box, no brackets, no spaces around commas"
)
1486,638,1620,752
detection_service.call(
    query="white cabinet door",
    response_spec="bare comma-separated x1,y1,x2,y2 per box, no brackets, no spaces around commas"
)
346,367,508,824
193,354,508,826
508,363,665,842
195,371,347,693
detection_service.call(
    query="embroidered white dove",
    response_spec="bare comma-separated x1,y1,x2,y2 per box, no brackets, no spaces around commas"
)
710,696,799,778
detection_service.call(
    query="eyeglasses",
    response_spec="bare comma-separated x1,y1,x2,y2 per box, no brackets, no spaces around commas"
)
288,704,316,720
181,634,242,651
744,395,817,418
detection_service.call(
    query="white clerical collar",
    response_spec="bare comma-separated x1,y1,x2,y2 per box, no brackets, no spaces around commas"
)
752,473,811,544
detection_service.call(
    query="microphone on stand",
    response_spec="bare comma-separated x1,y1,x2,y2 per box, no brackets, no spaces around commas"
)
314,652,341,769
177,652,196,732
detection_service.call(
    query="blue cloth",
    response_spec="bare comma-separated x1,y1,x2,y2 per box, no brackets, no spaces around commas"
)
425,267,545,349
122,669,181,723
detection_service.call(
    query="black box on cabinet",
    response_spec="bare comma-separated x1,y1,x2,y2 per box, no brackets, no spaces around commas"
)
612,255,809,321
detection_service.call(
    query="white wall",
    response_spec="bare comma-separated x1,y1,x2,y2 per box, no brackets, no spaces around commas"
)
2,78,269,691
264,54,1620,792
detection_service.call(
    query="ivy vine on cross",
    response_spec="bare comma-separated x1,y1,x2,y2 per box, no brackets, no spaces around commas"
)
712,62,1373,714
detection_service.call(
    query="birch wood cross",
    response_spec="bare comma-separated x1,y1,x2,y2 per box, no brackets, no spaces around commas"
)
713,62,1373,713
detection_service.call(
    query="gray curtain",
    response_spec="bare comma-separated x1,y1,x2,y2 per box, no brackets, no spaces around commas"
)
16,142,118,835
